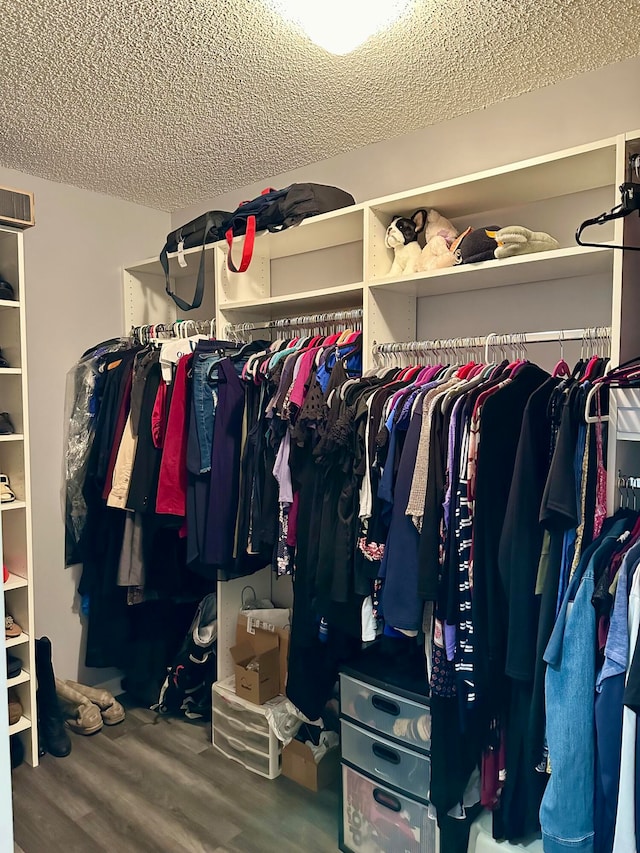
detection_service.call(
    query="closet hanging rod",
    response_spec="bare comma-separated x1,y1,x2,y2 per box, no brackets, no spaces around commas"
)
371,326,612,363
130,317,216,344
224,308,363,336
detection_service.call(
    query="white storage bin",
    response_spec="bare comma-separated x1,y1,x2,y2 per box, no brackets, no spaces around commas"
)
341,720,431,803
341,764,438,853
212,676,285,779
340,673,431,752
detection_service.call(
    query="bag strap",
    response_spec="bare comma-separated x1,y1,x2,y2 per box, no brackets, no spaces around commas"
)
161,213,216,311
225,189,275,273
226,215,256,274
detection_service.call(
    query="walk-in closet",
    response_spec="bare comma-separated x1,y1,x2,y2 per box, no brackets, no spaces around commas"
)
2,4,640,853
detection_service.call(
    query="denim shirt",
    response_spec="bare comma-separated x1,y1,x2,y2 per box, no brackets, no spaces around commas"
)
540,526,625,853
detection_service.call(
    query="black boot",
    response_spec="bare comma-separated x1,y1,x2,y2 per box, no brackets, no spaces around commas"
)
35,637,71,758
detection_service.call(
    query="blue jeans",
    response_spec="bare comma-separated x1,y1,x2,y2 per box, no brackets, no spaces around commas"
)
541,560,596,852
192,352,224,474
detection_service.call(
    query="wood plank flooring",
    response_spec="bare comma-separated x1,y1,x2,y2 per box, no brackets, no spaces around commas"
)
11,697,340,853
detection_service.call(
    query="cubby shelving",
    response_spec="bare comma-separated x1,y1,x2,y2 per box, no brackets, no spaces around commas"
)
0,223,38,768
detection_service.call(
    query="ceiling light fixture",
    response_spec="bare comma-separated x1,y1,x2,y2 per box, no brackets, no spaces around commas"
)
270,0,413,55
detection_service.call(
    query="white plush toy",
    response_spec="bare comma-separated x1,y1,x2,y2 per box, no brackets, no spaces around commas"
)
492,225,560,259
385,209,426,276
416,209,459,272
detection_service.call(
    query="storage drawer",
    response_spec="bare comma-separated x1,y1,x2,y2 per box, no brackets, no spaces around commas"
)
213,707,271,753
341,720,430,802
341,764,438,853
212,680,270,734
213,727,280,779
340,674,431,752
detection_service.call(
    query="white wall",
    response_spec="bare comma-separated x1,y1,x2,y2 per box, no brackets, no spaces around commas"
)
173,56,640,227
0,165,169,684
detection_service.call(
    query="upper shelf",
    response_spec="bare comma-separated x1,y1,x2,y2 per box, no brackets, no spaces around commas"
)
367,138,618,219
368,245,614,298
127,206,365,280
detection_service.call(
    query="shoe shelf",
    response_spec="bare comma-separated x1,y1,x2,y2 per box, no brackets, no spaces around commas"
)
5,631,28,649
3,572,27,591
8,716,31,736
7,670,29,688
1,502,26,512
0,224,37,773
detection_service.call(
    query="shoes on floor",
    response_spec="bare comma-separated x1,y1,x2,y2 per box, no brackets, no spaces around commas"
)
7,653,22,679
0,474,16,503
5,614,22,638
8,688,23,725
35,637,72,758
64,680,125,726
0,279,15,301
0,413,15,435
55,678,103,735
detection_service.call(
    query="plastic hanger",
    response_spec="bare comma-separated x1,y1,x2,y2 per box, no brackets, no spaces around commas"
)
576,155,640,251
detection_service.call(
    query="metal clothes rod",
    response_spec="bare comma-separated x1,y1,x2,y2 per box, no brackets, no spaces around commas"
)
372,327,611,364
225,308,363,337
130,317,216,344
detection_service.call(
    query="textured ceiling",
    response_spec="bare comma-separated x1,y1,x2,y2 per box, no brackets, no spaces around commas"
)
0,0,639,211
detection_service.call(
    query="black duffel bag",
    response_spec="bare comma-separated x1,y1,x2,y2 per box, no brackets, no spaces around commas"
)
160,210,231,311
225,183,355,273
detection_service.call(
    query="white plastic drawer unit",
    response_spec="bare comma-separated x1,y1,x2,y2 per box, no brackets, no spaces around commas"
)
211,676,284,780
341,764,438,853
213,677,270,734
340,674,431,753
341,720,431,803
213,707,271,752
214,727,276,778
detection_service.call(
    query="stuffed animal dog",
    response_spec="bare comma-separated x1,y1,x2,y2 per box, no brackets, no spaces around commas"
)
417,209,459,272
385,209,426,276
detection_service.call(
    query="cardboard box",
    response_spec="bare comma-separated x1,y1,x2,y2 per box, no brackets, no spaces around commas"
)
282,739,340,792
236,612,290,695
230,630,280,705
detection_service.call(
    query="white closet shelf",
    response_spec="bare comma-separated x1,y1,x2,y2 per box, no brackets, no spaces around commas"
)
3,572,28,590
8,716,31,736
7,670,30,688
128,206,365,280
0,300,20,310
219,282,364,315
1,501,26,512
368,245,614,297
0,434,23,442
368,138,617,219
0,369,21,375
5,631,28,649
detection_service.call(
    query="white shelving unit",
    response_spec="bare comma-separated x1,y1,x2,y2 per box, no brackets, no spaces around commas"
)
0,224,38,768
123,129,640,681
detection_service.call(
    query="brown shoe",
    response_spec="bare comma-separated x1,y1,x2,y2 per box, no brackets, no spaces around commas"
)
8,688,22,725
5,614,22,638
64,680,125,726
55,679,103,735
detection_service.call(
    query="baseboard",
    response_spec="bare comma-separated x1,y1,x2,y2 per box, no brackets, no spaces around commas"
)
94,676,123,697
